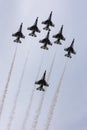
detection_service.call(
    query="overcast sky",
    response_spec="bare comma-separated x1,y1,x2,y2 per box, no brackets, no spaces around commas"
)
0,0,87,130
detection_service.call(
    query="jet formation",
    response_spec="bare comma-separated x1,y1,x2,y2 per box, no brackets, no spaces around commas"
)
12,12,76,91
12,11,76,56
35,71,49,91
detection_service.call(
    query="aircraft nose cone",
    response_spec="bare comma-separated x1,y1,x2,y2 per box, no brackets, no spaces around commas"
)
72,39,75,45
37,17,38,20
62,25,63,28
51,11,53,14
73,38,75,41
44,70,46,74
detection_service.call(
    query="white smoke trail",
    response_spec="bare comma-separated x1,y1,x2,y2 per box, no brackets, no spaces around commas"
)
47,51,56,81
31,51,56,130
0,44,18,120
7,51,30,130
44,61,68,130
21,52,44,130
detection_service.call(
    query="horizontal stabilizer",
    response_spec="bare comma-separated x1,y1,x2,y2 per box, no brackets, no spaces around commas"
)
54,40,62,45
29,33,37,37
36,87,45,91
65,54,72,58
41,46,48,50
43,26,51,31
14,39,21,43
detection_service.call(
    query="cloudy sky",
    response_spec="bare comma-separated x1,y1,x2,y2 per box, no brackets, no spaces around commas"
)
0,0,87,130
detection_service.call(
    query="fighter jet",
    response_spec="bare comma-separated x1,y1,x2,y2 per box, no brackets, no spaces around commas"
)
27,17,41,37
64,39,76,58
42,11,55,31
39,31,52,50
53,25,65,45
12,23,25,43
35,70,49,91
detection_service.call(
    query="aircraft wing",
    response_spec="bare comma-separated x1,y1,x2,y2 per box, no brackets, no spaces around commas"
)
39,38,46,43
42,20,54,27
42,20,49,25
64,47,70,52
50,21,54,27
35,80,42,85
47,39,52,45
35,26,40,32
43,80,49,86
53,34,59,38
20,32,25,38
61,35,65,40
54,34,65,40
12,32,19,37
12,32,25,38
71,48,76,54
27,26,34,30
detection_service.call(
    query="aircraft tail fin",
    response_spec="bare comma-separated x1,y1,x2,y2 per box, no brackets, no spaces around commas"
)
41,45,48,50
43,27,50,31
29,32,37,37
54,40,62,45
36,87,45,91
65,54,72,58
14,39,21,43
